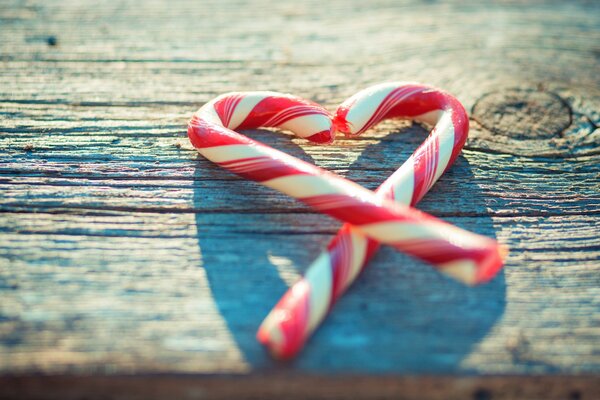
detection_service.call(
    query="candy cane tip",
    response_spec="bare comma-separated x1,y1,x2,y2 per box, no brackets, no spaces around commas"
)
439,243,507,285
306,129,336,144
257,280,313,359
256,323,273,346
332,113,350,133
476,244,509,284
256,309,282,343
257,320,298,360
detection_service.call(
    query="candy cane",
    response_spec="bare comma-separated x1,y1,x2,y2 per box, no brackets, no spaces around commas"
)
256,83,506,359
187,86,505,357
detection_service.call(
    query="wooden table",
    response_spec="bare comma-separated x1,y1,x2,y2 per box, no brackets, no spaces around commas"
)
1,0,599,398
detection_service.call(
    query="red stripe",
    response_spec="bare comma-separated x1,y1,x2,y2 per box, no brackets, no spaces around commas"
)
449,99,469,166
397,238,500,271
328,231,350,302
410,140,428,204
237,96,331,130
264,105,329,127
189,116,263,148
228,164,309,182
384,87,452,120
306,129,335,144
217,156,266,167
302,195,404,226
214,94,244,127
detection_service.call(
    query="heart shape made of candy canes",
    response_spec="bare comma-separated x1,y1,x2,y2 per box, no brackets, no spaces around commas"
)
188,82,506,359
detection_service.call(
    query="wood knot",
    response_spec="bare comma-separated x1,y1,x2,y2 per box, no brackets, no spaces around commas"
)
473,89,571,140
468,88,599,157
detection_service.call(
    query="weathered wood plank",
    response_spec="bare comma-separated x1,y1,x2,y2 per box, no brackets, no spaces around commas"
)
1,111,599,216
1,211,599,373
1,0,599,397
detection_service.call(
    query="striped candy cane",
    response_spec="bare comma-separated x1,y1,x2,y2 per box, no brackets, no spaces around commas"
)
256,82,506,358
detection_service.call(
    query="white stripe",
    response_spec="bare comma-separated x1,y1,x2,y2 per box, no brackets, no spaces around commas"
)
196,104,223,126
360,219,491,248
439,260,477,285
376,161,415,206
278,113,332,138
358,221,440,242
304,253,333,331
432,112,455,183
413,110,443,126
199,144,265,163
262,175,341,198
392,162,415,206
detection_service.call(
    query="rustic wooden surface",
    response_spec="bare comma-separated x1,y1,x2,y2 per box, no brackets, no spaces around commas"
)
1,0,599,398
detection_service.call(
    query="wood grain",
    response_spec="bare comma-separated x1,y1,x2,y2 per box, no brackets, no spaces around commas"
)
1,0,599,398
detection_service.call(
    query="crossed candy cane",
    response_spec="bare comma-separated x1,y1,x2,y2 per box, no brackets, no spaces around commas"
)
188,82,506,359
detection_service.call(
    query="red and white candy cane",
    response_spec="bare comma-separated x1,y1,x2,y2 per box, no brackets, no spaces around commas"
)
187,85,506,357
256,82,506,359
